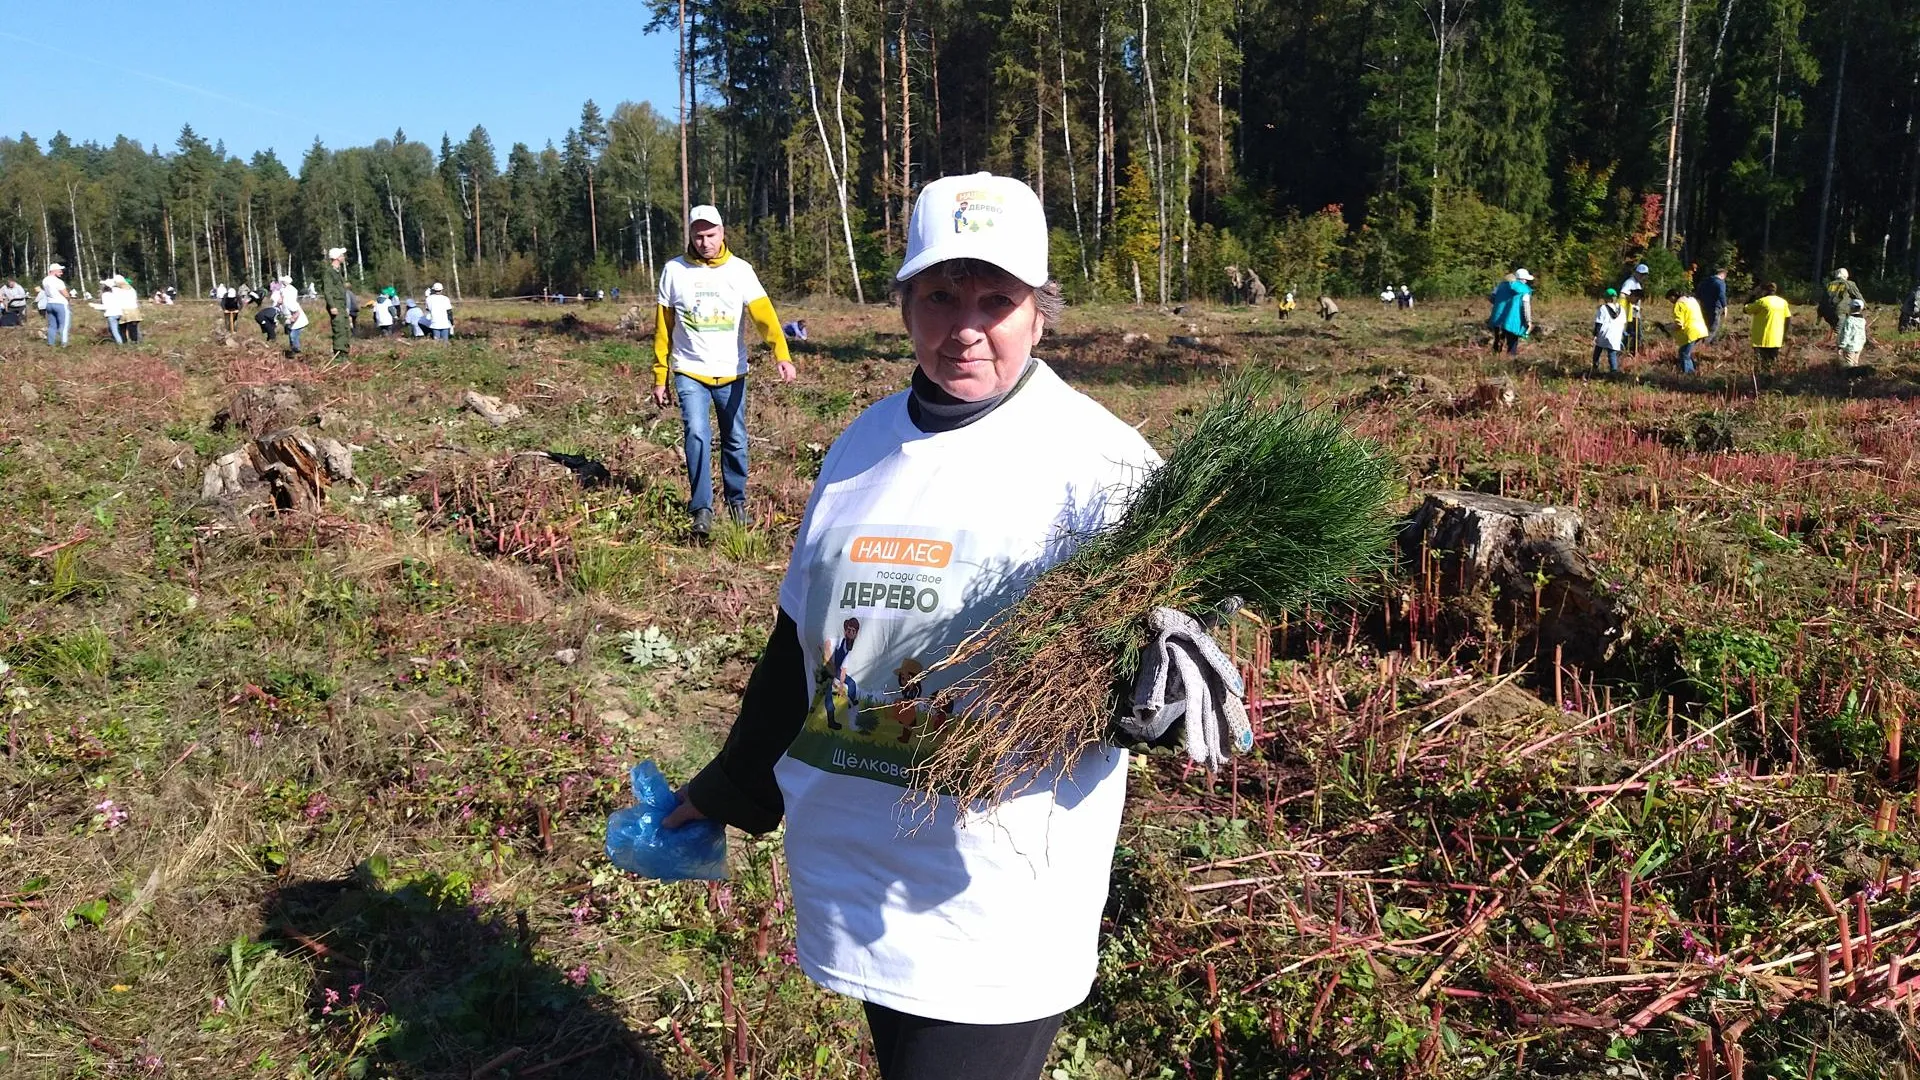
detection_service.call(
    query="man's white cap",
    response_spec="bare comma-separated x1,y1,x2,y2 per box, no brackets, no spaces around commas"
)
327,247,347,260
49,263,63,272
688,204,723,229
1634,263,1650,274
1836,268,1850,280
430,282,444,293
897,172,1049,287
1514,268,1534,282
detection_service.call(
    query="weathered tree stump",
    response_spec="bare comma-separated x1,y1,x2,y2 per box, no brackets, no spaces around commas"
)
248,428,352,511
1400,491,1630,667
200,449,258,500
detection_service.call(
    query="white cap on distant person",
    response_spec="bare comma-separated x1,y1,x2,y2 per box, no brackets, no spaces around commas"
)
430,282,444,293
897,172,1049,288
49,263,64,272
1635,263,1650,274
327,247,347,260
688,204,723,229
1514,268,1534,282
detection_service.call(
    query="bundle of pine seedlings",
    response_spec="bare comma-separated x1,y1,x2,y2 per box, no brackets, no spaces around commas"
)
913,373,1399,810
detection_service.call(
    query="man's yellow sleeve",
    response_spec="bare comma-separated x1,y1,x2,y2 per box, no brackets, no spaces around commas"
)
746,296,792,364
652,306,674,386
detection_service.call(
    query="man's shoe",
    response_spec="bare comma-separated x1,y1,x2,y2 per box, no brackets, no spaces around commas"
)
691,507,713,540
726,502,749,527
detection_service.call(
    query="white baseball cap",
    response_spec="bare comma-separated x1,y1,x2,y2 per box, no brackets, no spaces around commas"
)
430,282,444,293
1514,268,1534,282
327,247,347,260
49,263,64,272
688,204,723,229
897,172,1049,288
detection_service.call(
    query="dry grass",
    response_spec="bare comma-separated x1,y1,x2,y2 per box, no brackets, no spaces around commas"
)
1,294,1919,1077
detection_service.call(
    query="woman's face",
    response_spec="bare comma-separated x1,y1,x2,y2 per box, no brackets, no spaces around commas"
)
903,269,1043,402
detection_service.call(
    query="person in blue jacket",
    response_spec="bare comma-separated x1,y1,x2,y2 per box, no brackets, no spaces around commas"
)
1695,266,1729,342
1490,268,1534,355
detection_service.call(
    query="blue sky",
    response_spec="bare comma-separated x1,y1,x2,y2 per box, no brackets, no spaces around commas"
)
2,3,682,163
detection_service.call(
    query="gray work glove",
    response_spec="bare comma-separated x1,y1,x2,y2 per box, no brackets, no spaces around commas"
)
1119,605,1254,768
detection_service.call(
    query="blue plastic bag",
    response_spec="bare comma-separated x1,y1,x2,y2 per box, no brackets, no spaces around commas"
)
604,760,728,881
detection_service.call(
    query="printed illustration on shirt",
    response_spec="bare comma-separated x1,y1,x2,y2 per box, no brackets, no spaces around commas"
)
787,526,1016,789
681,285,739,332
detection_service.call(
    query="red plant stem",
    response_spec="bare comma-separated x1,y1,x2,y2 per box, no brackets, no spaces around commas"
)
1618,873,1633,960
1812,878,1859,980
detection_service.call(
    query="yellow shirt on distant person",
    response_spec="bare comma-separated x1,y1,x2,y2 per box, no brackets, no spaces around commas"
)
1673,295,1709,344
1745,294,1790,348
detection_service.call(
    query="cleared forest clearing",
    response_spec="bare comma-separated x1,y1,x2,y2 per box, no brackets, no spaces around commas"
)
3,297,1920,1079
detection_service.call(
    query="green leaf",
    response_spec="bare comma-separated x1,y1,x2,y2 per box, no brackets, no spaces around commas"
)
69,898,109,928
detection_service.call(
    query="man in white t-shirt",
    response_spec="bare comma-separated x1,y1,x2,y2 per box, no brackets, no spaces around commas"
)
651,204,794,539
424,283,454,339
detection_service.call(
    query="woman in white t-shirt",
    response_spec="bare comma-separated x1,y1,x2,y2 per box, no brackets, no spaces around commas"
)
664,174,1158,1080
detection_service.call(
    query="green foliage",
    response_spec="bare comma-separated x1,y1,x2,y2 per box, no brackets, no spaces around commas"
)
620,626,680,668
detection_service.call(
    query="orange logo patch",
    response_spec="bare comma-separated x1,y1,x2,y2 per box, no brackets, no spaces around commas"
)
849,536,952,568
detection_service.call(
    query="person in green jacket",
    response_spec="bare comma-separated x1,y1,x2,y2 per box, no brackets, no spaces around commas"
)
322,247,351,359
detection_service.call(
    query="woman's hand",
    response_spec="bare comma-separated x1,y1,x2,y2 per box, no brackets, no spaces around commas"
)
661,788,708,829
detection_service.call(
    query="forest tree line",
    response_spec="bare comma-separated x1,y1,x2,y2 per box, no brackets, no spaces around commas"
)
3,0,1918,303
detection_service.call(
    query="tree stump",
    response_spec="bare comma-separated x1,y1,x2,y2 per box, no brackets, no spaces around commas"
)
1400,491,1630,667
248,429,331,511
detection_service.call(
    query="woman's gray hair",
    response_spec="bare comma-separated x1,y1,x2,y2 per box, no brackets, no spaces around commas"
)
897,258,1065,326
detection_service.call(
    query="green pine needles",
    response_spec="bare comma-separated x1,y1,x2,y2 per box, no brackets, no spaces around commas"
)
913,373,1401,810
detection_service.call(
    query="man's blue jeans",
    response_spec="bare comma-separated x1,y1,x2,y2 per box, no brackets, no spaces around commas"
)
107,315,122,343
45,303,68,346
675,373,748,513
1678,339,1697,374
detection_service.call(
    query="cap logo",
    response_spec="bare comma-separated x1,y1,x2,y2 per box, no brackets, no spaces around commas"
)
952,190,1005,234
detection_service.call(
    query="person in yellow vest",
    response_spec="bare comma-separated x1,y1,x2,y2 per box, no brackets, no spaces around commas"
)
1668,288,1709,374
651,204,795,539
1744,282,1791,376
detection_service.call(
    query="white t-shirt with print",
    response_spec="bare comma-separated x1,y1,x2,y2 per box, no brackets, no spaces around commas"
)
657,254,769,382
772,360,1160,1025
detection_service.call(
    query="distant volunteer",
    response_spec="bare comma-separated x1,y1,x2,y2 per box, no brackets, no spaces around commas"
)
1619,262,1648,353
662,173,1161,1080
279,275,310,355
323,247,352,358
1491,268,1534,355
372,289,396,336
1669,288,1709,374
1838,297,1866,367
650,203,794,538
1745,282,1791,374
92,278,127,343
0,278,27,326
424,283,453,339
115,278,142,343
41,263,71,347
1591,288,1626,373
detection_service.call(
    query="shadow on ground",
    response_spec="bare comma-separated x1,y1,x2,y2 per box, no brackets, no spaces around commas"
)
264,868,674,1080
